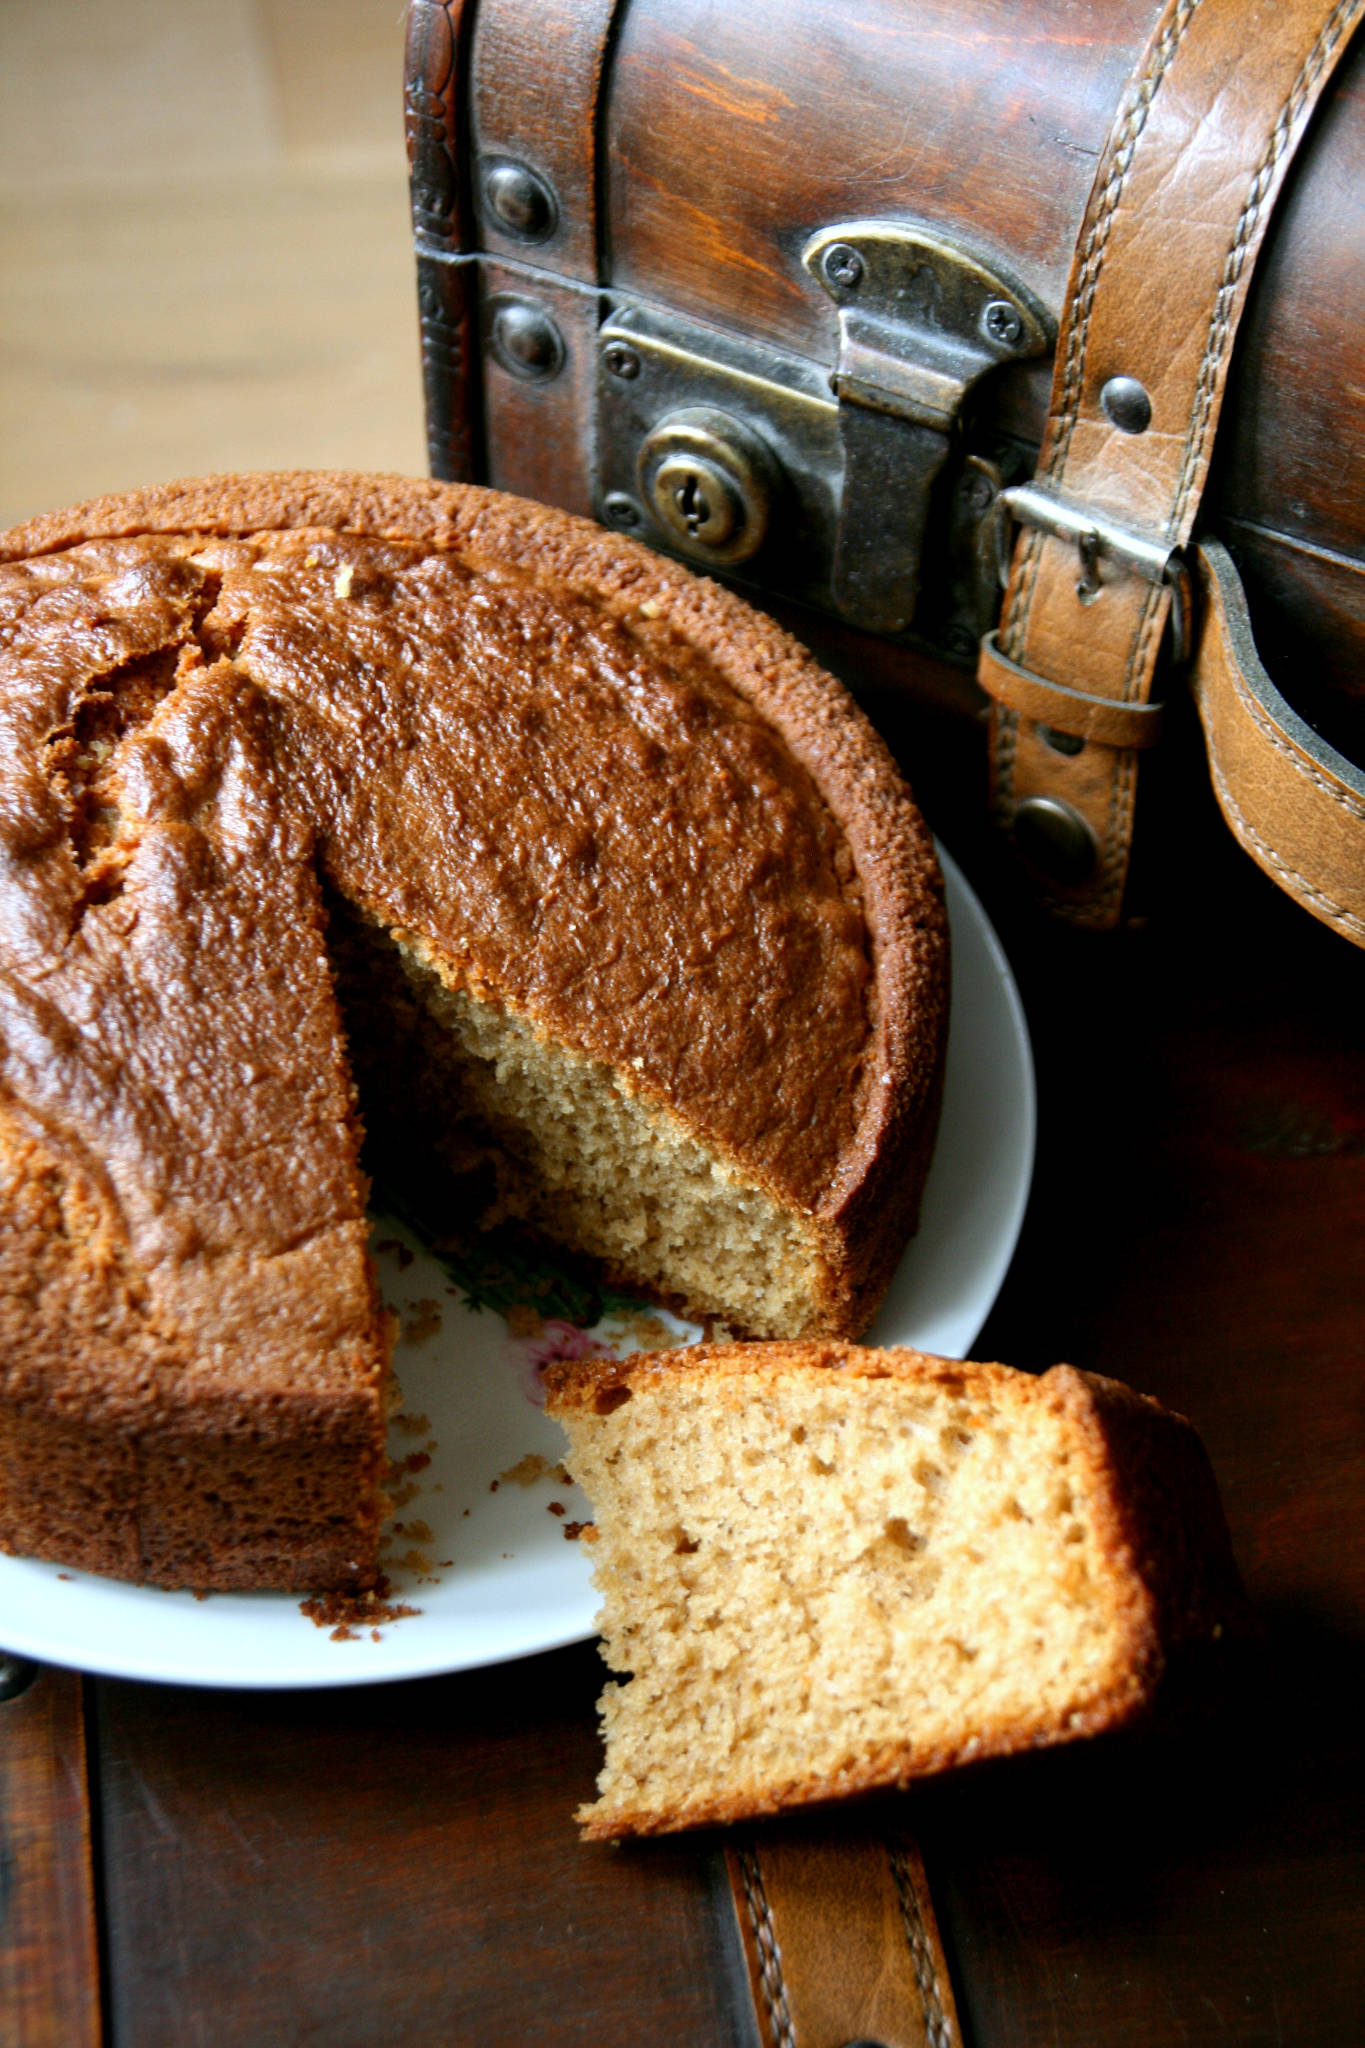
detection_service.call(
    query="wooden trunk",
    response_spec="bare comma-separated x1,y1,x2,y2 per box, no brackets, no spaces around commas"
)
405,0,1365,771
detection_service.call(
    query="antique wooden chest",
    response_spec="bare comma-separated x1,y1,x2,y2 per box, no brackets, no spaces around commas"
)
404,0,1365,935
401,13,1365,2026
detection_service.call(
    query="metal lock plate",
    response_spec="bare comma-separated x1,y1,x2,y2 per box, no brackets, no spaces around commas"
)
595,221,1052,658
802,223,1051,635
595,303,843,608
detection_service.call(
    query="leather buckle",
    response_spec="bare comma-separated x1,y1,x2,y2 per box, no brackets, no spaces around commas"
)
997,481,1193,664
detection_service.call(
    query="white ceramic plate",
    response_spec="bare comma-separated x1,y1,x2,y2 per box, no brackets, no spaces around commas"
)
0,849,1033,1688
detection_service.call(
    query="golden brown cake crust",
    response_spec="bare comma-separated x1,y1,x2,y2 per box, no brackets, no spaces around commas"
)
0,473,947,1590
546,1343,1242,1838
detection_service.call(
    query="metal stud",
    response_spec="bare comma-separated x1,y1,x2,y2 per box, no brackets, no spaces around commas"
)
1011,795,1097,884
983,300,1024,348
488,299,565,382
1100,375,1152,434
603,340,642,381
481,158,558,243
822,242,865,290
602,493,641,528
0,1652,38,1702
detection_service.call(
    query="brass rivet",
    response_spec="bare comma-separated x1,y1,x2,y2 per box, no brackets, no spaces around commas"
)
481,159,557,242
1012,795,1097,884
1100,376,1152,434
488,299,564,382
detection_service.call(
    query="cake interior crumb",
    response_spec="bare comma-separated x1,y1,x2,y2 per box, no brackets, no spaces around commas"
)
561,1369,1130,1826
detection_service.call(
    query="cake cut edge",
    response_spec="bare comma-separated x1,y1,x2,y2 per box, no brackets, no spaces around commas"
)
546,1343,1243,1840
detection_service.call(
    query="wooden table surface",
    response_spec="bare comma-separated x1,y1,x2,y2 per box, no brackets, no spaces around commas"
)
2,7,1364,2044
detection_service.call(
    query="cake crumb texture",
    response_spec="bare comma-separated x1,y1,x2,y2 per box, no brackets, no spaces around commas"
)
546,1343,1241,1838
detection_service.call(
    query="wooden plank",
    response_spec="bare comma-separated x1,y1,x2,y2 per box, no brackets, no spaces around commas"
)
0,1660,102,2048
96,1642,756,2048
893,746,1365,2048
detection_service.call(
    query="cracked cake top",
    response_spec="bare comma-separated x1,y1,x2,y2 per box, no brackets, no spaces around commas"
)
0,470,947,1415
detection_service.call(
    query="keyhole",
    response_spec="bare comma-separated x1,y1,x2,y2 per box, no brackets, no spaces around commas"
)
674,472,710,536
646,445,748,554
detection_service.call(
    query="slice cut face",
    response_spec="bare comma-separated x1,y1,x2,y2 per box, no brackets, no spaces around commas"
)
546,1343,1241,1838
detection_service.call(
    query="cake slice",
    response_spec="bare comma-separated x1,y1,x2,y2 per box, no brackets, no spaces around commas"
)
545,1342,1240,1838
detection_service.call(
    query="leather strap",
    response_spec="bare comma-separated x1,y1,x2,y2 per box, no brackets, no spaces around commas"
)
726,1830,964,2048
1193,541,1365,945
981,0,1365,928
979,632,1165,750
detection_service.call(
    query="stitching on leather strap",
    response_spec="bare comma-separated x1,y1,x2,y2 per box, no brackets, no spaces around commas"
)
1101,741,1138,919
889,1841,957,2048
1171,0,1364,534
737,1845,796,2048
1001,0,1201,661
993,0,1363,934
1206,757,1365,940
1047,0,1202,479
1123,578,1168,700
1224,662,1365,827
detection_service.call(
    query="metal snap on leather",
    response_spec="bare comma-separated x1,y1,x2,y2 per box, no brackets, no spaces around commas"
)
1100,375,1152,434
1012,796,1097,884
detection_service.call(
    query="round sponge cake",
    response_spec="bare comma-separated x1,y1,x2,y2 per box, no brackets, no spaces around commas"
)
0,472,948,1590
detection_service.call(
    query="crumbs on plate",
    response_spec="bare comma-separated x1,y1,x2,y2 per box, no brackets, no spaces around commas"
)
374,1236,415,1270
391,1411,433,1438
300,1579,421,1641
497,1453,574,1487
402,1300,443,1346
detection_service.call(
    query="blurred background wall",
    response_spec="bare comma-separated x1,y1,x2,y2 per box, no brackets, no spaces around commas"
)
0,0,426,525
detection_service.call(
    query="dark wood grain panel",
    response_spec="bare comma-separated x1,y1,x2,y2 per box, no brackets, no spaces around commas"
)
1216,29,1365,570
0,1664,102,2048
95,1643,756,2048
604,0,1161,361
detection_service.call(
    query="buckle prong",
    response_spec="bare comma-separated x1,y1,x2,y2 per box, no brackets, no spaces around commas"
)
996,480,1192,662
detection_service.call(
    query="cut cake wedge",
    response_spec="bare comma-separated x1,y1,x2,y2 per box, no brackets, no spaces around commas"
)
545,1342,1241,1839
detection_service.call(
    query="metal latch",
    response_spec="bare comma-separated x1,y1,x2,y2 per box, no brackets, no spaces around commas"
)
804,222,1050,635
998,480,1193,663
